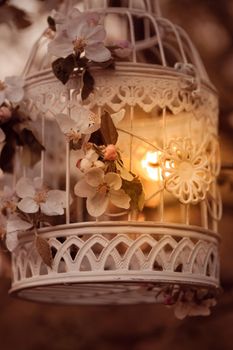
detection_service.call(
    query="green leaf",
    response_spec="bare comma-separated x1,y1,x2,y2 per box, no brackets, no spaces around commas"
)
81,69,95,100
121,177,145,211
35,236,53,268
100,111,118,145
19,128,45,168
52,54,75,84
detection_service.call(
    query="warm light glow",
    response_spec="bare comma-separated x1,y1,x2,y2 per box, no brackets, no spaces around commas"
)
141,151,162,181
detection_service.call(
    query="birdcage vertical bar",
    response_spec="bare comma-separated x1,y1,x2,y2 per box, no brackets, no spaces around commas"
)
160,107,167,222
211,182,218,232
158,18,188,64
147,14,167,66
201,200,208,229
154,0,162,17
126,11,137,62
65,90,71,224
40,114,45,180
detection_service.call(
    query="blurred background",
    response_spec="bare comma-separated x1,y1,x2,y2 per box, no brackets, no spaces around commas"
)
0,0,233,349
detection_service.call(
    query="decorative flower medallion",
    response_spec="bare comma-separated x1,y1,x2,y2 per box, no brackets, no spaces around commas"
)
160,138,212,204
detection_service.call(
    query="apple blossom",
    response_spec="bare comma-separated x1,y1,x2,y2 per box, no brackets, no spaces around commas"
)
74,167,130,217
48,12,111,62
51,8,101,31
5,214,33,252
0,76,24,105
174,298,216,319
15,177,66,216
56,106,100,143
104,144,117,161
113,40,133,58
77,148,104,173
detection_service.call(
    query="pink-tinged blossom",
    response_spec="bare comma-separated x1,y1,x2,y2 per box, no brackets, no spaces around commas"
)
104,144,118,161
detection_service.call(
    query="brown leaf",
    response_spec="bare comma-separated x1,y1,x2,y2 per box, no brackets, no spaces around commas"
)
35,236,53,268
100,111,118,145
19,128,45,167
81,69,95,100
52,54,75,84
47,15,56,31
122,177,145,211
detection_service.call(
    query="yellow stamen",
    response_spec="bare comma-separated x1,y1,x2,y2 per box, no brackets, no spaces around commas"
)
73,37,87,53
34,190,48,204
66,129,81,142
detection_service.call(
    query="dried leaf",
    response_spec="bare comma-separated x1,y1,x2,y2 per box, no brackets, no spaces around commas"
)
47,15,56,31
52,54,75,84
100,111,118,145
89,129,105,146
0,142,15,172
35,236,53,268
77,56,89,68
122,177,145,211
19,128,45,167
81,69,95,100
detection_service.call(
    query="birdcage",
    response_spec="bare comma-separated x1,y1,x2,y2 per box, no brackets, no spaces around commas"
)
9,0,221,313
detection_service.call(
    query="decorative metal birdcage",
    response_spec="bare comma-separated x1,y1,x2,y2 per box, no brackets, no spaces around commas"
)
8,0,221,316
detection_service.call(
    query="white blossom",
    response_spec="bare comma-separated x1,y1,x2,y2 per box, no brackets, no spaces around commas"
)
78,148,104,173
0,76,24,105
48,10,111,62
74,167,130,217
5,215,33,252
174,298,216,320
15,177,66,216
56,106,100,143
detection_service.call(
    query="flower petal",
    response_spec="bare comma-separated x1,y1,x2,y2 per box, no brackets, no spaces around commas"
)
41,190,66,216
85,25,106,44
86,192,109,217
56,113,77,134
74,179,96,198
174,302,190,320
104,172,122,190
5,231,18,252
7,215,33,233
15,177,36,198
48,31,72,58
110,189,130,209
111,109,125,126
5,87,24,103
85,43,111,62
33,177,43,190
0,90,5,105
18,197,39,213
0,128,6,143
85,167,104,187
5,76,24,87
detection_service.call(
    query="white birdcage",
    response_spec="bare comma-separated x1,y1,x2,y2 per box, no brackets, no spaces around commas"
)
9,0,221,314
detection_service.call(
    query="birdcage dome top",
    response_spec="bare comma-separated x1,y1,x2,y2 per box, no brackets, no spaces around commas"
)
22,0,212,89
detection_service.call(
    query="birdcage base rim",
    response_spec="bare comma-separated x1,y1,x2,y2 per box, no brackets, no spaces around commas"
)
10,279,220,306
11,222,220,305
